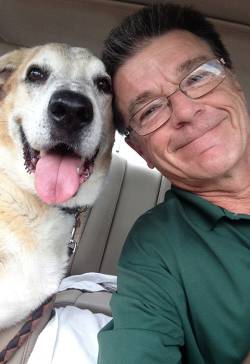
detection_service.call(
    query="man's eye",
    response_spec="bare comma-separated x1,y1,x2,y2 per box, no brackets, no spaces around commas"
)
185,72,210,87
139,102,163,122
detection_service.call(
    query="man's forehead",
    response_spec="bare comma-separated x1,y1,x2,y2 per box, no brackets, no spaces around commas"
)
117,30,214,78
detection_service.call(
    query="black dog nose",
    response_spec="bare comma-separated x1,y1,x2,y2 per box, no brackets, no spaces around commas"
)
48,90,93,131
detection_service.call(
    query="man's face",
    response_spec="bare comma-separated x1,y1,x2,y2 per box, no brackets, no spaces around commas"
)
114,30,250,189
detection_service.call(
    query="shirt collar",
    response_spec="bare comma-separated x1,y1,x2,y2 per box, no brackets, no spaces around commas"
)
169,186,250,231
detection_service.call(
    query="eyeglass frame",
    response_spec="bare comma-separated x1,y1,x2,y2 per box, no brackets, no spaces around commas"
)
124,57,226,137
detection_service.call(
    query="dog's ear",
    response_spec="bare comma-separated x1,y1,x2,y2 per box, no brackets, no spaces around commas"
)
0,48,27,86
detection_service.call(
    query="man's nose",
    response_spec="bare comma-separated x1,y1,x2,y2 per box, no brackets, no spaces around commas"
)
169,90,204,128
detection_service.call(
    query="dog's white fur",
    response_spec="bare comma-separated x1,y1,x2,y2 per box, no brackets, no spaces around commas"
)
0,43,114,329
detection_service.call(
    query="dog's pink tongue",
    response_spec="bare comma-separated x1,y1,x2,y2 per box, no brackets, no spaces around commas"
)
35,153,81,204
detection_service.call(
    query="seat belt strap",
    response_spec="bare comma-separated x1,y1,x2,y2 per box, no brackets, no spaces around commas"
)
0,296,55,364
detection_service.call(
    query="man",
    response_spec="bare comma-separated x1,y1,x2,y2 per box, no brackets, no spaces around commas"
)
98,3,250,363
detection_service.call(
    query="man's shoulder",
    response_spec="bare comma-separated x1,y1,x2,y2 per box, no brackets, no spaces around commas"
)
118,188,192,286
121,188,184,256
134,187,184,231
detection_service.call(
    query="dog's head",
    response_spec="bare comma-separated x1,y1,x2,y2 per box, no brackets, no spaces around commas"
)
0,43,114,207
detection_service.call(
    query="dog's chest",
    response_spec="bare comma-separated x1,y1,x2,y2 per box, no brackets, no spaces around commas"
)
0,193,74,328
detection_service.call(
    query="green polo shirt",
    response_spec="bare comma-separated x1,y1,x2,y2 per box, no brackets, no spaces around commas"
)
98,186,250,364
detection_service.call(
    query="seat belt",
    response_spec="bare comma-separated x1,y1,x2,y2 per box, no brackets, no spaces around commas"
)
0,296,55,364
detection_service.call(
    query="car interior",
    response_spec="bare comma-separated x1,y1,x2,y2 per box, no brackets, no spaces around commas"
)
0,0,250,361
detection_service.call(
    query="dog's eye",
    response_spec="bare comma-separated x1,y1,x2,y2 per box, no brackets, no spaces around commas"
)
95,76,112,94
26,66,49,83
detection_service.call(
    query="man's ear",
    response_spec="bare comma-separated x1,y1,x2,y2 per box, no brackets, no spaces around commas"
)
125,135,155,169
125,135,143,157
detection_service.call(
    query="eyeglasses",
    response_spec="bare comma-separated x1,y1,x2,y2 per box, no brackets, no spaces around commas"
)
125,58,226,137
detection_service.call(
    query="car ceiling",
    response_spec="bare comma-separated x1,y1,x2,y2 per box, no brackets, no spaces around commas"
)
0,0,249,102
116,0,250,26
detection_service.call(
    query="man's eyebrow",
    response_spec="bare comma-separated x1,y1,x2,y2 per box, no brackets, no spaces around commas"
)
177,56,209,75
128,91,156,119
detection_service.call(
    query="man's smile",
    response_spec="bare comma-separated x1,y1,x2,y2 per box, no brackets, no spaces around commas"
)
169,116,228,153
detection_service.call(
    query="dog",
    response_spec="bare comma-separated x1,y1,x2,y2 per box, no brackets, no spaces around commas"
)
0,43,114,329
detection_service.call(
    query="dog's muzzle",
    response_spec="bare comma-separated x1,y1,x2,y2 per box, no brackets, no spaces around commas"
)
48,90,93,133
21,88,100,205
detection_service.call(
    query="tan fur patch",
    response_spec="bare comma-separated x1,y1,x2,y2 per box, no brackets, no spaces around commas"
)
0,47,38,153
0,118,14,150
0,71,18,150
0,173,48,249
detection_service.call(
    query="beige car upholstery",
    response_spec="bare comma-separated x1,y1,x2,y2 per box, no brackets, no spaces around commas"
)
0,0,250,317
0,0,250,97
